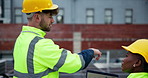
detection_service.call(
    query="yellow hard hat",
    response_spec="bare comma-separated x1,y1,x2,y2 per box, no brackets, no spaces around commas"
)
122,39,148,63
22,0,58,13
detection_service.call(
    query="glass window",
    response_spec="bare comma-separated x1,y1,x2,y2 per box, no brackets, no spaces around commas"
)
15,9,22,15
87,10,93,16
105,9,113,24
0,6,3,18
0,6,2,15
15,8,22,24
86,8,94,24
56,8,64,24
16,17,22,23
125,9,133,24
105,10,112,16
126,11,132,16
87,17,93,24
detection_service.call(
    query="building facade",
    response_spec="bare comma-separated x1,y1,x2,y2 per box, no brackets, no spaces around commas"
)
0,0,148,24
0,1,148,76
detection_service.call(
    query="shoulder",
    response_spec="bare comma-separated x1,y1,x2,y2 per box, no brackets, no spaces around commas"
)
128,72,148,78
38,38,54,44
35,38,60,49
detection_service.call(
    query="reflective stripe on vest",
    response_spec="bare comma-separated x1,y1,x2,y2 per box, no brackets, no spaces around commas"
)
14,36,68,78
14,68,55,78
27,36,43,74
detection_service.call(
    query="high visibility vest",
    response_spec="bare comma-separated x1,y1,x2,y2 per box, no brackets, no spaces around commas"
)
13,26,85,78
127,72,148,78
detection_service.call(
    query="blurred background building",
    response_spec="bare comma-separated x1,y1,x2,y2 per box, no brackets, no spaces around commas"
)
0,0,148,78
0,0,148,24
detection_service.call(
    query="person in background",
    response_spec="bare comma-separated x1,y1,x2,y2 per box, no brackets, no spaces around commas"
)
121,39,148,78
13,0,102,78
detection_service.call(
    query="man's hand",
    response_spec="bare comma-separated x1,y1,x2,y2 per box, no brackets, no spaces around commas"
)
89,48,102,60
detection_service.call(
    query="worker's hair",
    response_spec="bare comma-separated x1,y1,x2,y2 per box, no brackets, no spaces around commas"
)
26,8,59,20
134,53,148,72
42,8,59,16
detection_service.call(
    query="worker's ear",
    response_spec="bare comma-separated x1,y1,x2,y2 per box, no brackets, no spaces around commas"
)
135,59,142,67
33,13,42,23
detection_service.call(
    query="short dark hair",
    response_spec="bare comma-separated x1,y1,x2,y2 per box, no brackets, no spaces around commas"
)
26,8,59,19
42,8,59,16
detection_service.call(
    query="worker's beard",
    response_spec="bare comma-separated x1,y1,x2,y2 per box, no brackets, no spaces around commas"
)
39,18,51,32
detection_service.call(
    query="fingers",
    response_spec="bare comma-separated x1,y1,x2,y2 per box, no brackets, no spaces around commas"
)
89,48,102,60
89,48,102,55
96,54,101,60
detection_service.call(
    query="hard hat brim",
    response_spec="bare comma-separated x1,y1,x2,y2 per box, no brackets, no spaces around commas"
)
122,46,141,54
122,46,131,52
44,4,58,10
122,46,148,63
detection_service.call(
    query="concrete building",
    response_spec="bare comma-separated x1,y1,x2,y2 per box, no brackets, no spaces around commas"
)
0,1,148,77
0,0,148,24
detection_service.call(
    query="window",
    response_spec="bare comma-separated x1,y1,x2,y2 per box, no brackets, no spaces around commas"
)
56,8,64,24
0,0,4,18
15,8,23,23
86,8,94,24
125,9,133,24
0,0,5,23
104,9,113,24
0,6,2,17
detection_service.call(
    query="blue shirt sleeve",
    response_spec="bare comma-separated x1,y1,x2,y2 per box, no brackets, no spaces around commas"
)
78,49,94,69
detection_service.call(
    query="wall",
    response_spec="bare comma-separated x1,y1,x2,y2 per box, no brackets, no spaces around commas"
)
53,0,148,24
2,0,147,24
0,24,148,52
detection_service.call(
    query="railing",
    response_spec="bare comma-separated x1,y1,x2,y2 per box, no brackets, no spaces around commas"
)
0,59,13,78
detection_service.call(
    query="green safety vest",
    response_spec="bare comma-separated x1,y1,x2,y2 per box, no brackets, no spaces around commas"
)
127,72,148,78
13,26,85,78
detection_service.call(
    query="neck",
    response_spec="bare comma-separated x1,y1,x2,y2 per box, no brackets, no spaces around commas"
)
27,21,40,29
132,67,144,73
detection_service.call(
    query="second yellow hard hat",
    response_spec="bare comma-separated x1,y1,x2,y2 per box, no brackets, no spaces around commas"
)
122,39,148,63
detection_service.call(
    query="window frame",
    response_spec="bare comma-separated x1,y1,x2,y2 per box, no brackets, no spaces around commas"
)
86,8,94,24
14,8,23,24
104,8,113,24
56,8,64,24
125,9,133,24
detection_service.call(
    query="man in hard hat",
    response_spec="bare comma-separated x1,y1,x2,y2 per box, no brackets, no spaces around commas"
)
13,0,102,78
122,39,148,78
